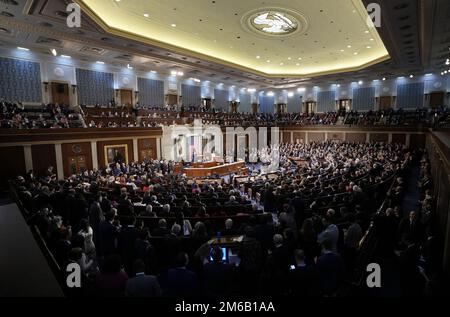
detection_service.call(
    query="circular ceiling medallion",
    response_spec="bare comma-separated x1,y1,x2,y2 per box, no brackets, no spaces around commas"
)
241,8,308,38
122,77,130,85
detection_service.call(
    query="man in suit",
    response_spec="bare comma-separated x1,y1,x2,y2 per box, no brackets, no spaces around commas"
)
165,252,199,297
152,219,169,237
99,211,119,257
288,249,320,296
316,239,345,296
398,211,425,248
125,260,161,297
162,224,183,270
118,216,141,274
203,246,233,297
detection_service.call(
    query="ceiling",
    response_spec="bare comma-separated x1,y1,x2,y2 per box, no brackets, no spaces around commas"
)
0,0,449,89
78,0,389,77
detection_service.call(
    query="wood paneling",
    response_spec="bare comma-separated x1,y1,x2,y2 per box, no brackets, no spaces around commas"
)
293,132,306,143
308,132,325,142
31,144,56,177
346,133,366,143
410,134,426,148
51,82,70,105
379,96,392,110
328,132,344,141
282,132,291,143
120,89,133,107
0,146,26,185
61,142,92,177
137,138,157,161
392,134,406,144
370,133,389,143
429,91,444,108
97,139,133,168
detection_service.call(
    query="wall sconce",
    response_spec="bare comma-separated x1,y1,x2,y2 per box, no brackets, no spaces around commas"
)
43,82,49,92
71,85,77,94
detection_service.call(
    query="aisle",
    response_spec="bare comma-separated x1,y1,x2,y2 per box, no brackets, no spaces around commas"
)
0,204,63,297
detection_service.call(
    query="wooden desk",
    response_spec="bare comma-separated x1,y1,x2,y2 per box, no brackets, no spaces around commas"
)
183,161,246,177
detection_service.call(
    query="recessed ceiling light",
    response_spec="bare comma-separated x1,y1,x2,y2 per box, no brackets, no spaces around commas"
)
425,73,433,76
340,49,345,52
366,46,371,49
298,57,302,60
347,45,352,48
398,76,405,79
296,63,300,66
354,52,358,55
266,60,270,63
287,57,291,60
297,87,306,92
171,70,177,76
337,84,341,87
150,70,157,74
143,13,149,18
358,80,363,85
370,38,374,41
127,64,133,69
256,55,260,59
365,30,369,34
288,92,294,97
61,55,71,59
96,61,104,64
17,47,29,51
409,74,414,78
267,91,274,96
280,62,284,65
51,48,57,56
382,77,386,81
171,24,177,27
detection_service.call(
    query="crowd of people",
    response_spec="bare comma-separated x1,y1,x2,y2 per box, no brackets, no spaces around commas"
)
10,139,439,297
2,100,449,130
0,101,84,129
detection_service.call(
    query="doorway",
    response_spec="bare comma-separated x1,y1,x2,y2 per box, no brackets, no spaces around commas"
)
305,101,316,114
339,99,350,111
166,94,178,106
67,156,87,175
51,82,70,105
120,89,133,107
429,91,444,108
379,96,392,110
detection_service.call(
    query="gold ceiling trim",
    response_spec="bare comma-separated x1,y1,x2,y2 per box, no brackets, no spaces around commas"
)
75,0,391,80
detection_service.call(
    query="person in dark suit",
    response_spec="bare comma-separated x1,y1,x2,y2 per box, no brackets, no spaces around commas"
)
398,211,425,248
288,249,320,296
262,234,291,295
152,219,170,237
164,252,199,297
254,213,275,257
89,194,104,252
161,224,183,270
99,211,119,257
203,246,234,297
125,260,161,297
316,239,345,296
118,216,141,274
222,218,237,236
